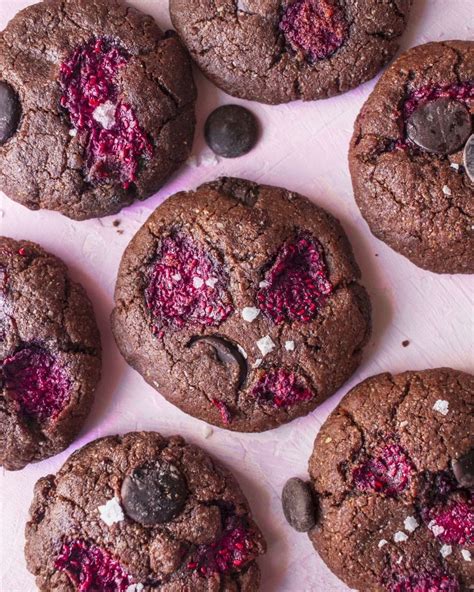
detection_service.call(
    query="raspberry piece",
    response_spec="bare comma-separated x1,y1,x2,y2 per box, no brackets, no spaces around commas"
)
386,569,460,592
55,540,133,592
426,498,474,546
187,515,256,576
353,444,413,496
257,233,332,325
145,232,233,334
1,346,70,422
212,399,232,425
252,368,314,408
280,0,348,62
60,37,153,188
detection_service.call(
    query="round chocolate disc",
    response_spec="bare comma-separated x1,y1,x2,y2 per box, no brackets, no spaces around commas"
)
121,461,188,525
452,449,474,489
406,98,472,155
0,81,21,145
282,477,316,532
463,134,474,182
205,105,259,158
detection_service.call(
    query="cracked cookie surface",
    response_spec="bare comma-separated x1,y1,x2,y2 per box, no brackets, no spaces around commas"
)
0,237,101,470
169,0,412,104
0,0,196,220
308,368,474,591
25,431,266,591
111,177,371,432
349,41,474,274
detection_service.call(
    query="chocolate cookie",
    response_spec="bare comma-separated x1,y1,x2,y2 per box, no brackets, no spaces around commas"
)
169,0,412,104
0,237,101,470
349,41,474,274
111,177,371,432
303,369,473,591
0,0,196,221
25,431,266,591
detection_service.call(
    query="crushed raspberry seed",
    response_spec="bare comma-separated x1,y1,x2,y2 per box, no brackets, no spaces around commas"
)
18,247,27,256
60,37,153,188
212,399,232,425
55,539,133,592
187,515,256,576
280,0,348,62
257,233,332,325
425,498,474,546
1,345,70,422
353,444,413,496
385,568,460,592
145,232,233,333
252,368,314,408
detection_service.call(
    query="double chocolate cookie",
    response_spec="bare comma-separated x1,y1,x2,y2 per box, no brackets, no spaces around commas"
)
111,177,371,432
0,237,101,470
294,369,473,591
170,0,412,104
0,0,196,220
25,431,266,591
350,41,474,274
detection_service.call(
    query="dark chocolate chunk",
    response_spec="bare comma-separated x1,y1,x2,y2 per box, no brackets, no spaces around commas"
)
0,82,21,145
189,335,248,389
451,449,474,489
406,98,471,155
282,477,316,532
121,461,188,525
205,105,259,158
464,134,474,182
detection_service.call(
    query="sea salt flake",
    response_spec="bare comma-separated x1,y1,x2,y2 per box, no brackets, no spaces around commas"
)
193,277,204,289
399,420,409,428
259,280,269,288
285,340,295,351
461,549,472,562
69,128,77,137
206,277,218,288
433,399,449,415
442,185,452,196
237,345,248,359
450,163,460,170
440,545,452,558
256,335,276,356
428,520,445,537
253,358,263,368
242,307,260,322
378,539,388,548
404,516,419,532
394,531,408,543
98,496,124,526
92,101,116,129
126,585,144,592
172,273,182,281
202,425,213,439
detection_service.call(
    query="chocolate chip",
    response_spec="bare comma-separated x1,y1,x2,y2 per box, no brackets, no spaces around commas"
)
189,335,248,388
205,105,259,158
0,81,21,145
121,461,188,525
464,134,474,182
282,477,316,532
406,98,472,155
451,449,474,489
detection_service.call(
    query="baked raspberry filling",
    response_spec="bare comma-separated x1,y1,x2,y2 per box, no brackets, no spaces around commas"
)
187,515,256,576
385,568,460,592
280,0,348,62
212,398,232,425
60,37,153,188
55,540,133,592
257,233,332,324
353,444,413,496
145,232,233,335
1,345,70,422
252,368,314,408
425,498,474,546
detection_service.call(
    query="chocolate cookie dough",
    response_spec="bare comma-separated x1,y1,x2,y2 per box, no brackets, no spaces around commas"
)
25,431,266,591
0,237,101,470
169,0,412,104
111,177,371,432
349,41,474,274
303,369,473,591
0,0,196,220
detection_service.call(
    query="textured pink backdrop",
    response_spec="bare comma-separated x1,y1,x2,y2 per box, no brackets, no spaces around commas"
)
1,1,473,590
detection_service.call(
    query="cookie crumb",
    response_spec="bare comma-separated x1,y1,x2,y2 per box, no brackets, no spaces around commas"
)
440,544,452,558
404,516,419,532
393,531,408,543
256,335,276,356
98,496,124,526
285,340,295,351
202,425,214,439
461,549,471,562
113,220,121,227
402,340,410,347
378,539,388,548
242,307,260,322
433,399,449,415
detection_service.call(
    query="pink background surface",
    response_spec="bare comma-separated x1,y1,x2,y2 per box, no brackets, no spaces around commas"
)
1,1,473,590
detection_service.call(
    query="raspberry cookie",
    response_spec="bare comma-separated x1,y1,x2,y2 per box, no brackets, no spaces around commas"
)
111,177,371,432
0,237,101,470
169,0,412,104
286,369,473,591
25,431,266,591
0,0,196,220
350,41,474,274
